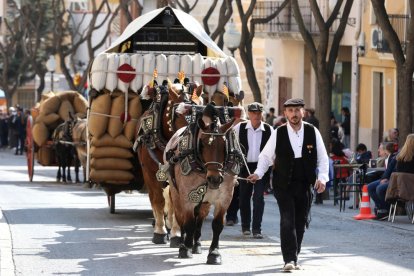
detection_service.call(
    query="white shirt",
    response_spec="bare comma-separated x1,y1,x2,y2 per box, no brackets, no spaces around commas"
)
233,121,275,163
254,121,330,184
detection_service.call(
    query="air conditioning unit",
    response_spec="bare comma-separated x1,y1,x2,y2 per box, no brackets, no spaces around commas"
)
371,27,382,49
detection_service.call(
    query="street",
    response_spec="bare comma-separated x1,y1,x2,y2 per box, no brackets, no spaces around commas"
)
0,149,413,276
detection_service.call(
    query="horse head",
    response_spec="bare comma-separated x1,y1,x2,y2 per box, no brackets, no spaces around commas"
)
162,83,203,137
196,110,235,189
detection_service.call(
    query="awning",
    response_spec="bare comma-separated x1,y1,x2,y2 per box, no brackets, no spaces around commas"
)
105,7,226,57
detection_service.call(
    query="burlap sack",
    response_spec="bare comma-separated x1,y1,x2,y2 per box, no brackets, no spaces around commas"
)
36,146,55,166
73,94,88,114
75,112,87,119
39,95,61,115
41,91,55,102
90,158,133,170
35,113,60,126
90,146,133,159
124,96,142,140
107,94,125,138
58,100,75,121
90,169,134,182
33,122,49,146
88,93,111,139
56,91,77,102
90,134,132,148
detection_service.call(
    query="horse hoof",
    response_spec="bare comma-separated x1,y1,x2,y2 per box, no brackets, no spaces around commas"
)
192,242,202,254
169,236,181,248
178,245,193,258
207,249,221,265
152,233,167,244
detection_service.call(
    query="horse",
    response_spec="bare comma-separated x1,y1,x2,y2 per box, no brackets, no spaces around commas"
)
52,113,81,183
135,80,203,246
165,105,243,264
71,116,87,183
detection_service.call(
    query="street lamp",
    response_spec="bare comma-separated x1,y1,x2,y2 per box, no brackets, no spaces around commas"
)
223,19,241,57
46,55,56,91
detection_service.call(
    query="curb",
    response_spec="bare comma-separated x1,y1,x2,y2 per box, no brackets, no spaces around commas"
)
0,207,15,276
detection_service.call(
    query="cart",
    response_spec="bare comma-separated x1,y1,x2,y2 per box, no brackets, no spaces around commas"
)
86,6,242,213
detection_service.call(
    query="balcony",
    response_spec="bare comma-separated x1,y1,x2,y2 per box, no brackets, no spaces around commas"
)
375,14,409,54
252,1,333,38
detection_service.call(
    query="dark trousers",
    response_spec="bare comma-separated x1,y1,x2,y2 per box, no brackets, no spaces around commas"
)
274,183,310,263
15,133,25,154
226,183,239,222
239,162,265,233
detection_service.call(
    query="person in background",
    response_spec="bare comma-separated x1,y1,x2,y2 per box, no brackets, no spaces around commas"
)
384,128,399,152
341,107,351,148
355,143,372,164
365,142,396,183
273,115,287,129
394,134,414,174
226,102,274,241
14,107,26,155
247,98,329,271
266,107,276,126
7,106,18,150
367,144,398,220
0,109,9,148
303,108,319,129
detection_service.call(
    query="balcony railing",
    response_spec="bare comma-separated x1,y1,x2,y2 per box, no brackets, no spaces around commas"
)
376,14,410,54
252,1,330,35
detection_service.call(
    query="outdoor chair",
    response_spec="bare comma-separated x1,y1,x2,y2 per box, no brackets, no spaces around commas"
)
386,172,414,223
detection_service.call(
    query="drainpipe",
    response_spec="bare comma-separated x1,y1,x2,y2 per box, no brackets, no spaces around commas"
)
350,0,364,151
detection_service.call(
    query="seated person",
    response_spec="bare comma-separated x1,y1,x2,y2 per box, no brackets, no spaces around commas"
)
355,143,372,164
367,150,398,220
330,139,351,202
394,134,414,174
365,142,396,183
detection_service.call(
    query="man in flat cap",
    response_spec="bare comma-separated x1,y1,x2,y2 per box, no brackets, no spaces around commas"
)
247,98,329,271
226,102,274,239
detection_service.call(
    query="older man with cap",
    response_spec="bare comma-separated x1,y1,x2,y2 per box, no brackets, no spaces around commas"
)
225,102,274,239
247,98,329,271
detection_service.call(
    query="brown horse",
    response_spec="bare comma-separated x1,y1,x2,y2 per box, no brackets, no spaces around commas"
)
136,81,203,245
71,116,87,182
165,106,243,264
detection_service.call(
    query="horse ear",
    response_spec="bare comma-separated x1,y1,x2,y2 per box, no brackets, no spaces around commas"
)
169,86,180,101
69,111,74,120
197,116,206,130
220,118,236,133
195,85,203,97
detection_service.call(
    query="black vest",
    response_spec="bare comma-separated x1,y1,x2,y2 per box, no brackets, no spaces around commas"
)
273,123,318,189
239,122,271,159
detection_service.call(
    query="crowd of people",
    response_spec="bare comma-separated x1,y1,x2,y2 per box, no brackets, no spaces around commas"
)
0,105,30,155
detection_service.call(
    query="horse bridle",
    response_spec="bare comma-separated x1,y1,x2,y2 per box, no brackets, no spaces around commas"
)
196,118,232,173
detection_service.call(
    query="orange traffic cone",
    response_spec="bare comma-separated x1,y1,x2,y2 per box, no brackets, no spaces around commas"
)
354,184,376,220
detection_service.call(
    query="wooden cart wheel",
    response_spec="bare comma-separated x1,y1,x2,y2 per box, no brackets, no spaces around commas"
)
107,194,115,214
25,116,35,182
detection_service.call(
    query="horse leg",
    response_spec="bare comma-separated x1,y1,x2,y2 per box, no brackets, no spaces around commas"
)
192,217,203,254
148,186,168,244
74,152,80,183
164,186,181,248
207,210,225,265
179,218,196,259
56,165,61,182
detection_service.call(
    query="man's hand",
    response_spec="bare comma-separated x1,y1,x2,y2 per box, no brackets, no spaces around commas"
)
247,174,260,183
314,180,326,194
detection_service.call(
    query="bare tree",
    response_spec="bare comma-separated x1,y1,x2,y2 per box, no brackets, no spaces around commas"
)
176,0,199,12
0,2,32,108
371,0,414,145
235,0,290,103
51,0,123,92
291,0,354,144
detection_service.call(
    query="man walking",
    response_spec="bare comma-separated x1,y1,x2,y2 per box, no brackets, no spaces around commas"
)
247,98,329,271
226,102,274,238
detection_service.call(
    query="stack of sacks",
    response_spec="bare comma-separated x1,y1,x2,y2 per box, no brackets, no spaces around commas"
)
89,53,144,184
32,91,88,147
90,53,242,97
